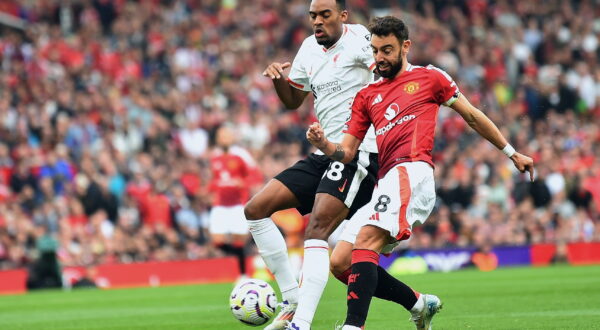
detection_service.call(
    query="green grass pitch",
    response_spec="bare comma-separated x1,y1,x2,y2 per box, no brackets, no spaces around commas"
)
1,265,600,329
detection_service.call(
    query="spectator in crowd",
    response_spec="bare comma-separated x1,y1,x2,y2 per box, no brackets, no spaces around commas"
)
0,0,598,270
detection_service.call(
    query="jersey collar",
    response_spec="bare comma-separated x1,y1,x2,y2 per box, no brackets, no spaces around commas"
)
322,25,349,53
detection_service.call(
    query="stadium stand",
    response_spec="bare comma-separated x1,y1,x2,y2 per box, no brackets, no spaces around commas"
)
0,0,598,273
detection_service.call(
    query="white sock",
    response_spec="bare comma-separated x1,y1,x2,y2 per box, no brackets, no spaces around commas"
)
291,239,330,327
411,294,425,313
247,218,298,303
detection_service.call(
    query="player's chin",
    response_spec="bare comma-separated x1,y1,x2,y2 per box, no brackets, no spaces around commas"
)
315,35,330,45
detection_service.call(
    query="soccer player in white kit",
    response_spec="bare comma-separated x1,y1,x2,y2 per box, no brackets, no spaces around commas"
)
308,16,535,330
245,1,381,329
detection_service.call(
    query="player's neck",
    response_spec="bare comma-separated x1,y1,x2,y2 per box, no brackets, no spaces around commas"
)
393,60,409,79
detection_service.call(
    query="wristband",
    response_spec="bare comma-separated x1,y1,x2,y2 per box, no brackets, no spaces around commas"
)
502,144,516,157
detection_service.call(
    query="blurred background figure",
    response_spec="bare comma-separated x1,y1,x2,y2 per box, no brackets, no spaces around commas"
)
207,126,251,278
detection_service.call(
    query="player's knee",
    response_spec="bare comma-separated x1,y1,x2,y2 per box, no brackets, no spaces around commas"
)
329,255,349,277
243,201,265,220
304,216,335,240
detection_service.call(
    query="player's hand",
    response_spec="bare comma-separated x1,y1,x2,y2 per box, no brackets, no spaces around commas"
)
262,62,291,80
510,152,535,181
306,122,327,149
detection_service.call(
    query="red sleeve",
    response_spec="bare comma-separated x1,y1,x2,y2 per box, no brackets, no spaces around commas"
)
429,66,460,106
343,91,371,141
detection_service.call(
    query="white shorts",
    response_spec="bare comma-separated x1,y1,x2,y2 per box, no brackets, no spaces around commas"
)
208,205,248,235
339,162,436,249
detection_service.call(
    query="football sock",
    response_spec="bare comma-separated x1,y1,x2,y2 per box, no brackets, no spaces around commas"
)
345,249,379,327
374,266,418,310
230,243,247,276
411,293,425,313
291,239,330,327
247,218,298,303
336,265,419,311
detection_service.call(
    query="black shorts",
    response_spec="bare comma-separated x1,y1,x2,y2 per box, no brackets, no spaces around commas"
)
274,151,378,219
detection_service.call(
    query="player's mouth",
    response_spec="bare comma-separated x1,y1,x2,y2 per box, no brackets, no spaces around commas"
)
377,62,390,71
315,28,325,38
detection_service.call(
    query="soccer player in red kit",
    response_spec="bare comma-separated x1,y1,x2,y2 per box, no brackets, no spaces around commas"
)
307,16,534,330
208,126,250,278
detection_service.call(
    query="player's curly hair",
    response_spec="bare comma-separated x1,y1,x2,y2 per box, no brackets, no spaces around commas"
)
368,16,409,42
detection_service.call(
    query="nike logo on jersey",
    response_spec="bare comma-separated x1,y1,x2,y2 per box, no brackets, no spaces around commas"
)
338,179,348,192
372,94,383,105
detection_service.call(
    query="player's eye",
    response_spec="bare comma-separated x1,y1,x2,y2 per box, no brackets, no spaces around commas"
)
310,14,316,19
384,49,392,55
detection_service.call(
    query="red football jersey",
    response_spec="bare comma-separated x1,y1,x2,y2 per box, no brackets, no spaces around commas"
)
209,153,249,206
344,64,460,178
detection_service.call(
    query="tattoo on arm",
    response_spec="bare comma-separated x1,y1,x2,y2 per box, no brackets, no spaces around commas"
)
330,144,345,161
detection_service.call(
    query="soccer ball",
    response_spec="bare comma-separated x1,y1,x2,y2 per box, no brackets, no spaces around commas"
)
229,278,278,326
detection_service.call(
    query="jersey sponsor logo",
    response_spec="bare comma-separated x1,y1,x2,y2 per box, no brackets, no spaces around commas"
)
311,80,342,97
375,114,416,136
372,93,383,105
384,103,400,120
403,81,420,94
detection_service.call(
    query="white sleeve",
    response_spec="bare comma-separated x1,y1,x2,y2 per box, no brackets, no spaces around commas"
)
352,25,376,71
287,42,312,91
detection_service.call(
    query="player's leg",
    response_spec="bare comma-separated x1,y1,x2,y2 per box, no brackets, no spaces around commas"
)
290,152,376,330
290,193,349,329
331,218,422,312
245,178,301,306
342,225,389,330
250,155,325,330
208,206,232,257
230,205,250,278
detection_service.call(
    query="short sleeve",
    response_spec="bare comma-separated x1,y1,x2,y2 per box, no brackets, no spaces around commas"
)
343,91,371,141
287,42,312,92
428,65,461,106
351,25,376,71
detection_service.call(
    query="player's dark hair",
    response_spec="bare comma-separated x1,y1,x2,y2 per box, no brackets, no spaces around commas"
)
368,16,409,43
336,0,346,10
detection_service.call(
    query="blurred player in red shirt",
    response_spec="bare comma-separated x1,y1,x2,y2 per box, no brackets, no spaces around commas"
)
308,16,534,330
208,126,250,278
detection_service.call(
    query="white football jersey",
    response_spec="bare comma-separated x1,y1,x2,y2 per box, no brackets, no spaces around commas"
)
288,24,377,153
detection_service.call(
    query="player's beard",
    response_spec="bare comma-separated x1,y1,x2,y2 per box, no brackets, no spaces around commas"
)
376,55,403,79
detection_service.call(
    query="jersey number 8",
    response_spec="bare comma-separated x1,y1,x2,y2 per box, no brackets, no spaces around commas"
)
324,162,345,181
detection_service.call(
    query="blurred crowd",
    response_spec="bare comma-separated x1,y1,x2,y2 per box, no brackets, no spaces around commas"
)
0,0,598,271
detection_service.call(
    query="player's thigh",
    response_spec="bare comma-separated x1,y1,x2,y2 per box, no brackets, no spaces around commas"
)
354,224,391,252
244,179,300,219
263,154,330,217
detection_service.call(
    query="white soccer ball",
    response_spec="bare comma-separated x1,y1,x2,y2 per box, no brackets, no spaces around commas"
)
229,278,278,326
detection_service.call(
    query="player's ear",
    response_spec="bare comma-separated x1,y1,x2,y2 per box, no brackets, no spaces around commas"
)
339,10,348,22
401,39,411,56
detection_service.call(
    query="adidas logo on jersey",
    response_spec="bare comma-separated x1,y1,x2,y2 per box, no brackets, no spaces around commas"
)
372,94,383,105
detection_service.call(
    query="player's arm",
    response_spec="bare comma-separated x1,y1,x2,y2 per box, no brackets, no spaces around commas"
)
450,94,535,180
263,62,309,109
306,123,361,164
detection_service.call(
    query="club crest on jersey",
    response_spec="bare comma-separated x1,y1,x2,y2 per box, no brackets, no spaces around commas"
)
404,81,420,94
384,103,400,120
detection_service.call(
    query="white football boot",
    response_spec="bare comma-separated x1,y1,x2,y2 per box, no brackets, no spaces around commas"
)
410,294,443,330
265,301,297,330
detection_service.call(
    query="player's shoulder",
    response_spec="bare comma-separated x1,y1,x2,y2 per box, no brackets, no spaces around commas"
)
355,77,385,98
343,24,371,45
412,64,452,76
